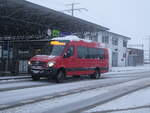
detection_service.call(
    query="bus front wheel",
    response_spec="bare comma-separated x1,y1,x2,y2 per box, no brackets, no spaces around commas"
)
55,70,65,83
32,75,40,81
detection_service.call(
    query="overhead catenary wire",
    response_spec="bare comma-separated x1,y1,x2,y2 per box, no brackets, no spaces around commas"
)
62,3,88,16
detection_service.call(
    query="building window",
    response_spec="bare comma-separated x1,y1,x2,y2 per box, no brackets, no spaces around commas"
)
89,33,98,42
83,32,98,42
123,40,127,47
102,36,109,44
93,36,98,42
89,36,93,41
112,37,118,46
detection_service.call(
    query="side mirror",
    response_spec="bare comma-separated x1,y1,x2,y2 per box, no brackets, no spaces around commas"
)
63,53,68,58
99,55,104,59
64,52,71,58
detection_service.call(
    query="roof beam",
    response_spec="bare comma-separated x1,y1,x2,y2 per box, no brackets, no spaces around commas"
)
0,15,48,28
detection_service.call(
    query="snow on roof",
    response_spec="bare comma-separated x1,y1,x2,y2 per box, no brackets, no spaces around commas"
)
52,35,92,43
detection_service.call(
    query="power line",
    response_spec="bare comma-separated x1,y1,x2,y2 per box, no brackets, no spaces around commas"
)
62,3,88,16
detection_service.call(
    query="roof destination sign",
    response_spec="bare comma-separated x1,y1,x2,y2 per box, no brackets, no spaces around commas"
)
47,29,60,37
52,29,60,37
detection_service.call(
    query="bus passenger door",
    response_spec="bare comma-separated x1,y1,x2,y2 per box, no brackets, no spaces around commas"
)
100,49,108,73
62,46,77,76
75,46,90,75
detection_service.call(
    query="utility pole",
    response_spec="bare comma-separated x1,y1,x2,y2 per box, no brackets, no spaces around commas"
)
148,36,150,62
0,0,7,16
144,36,150,63
62,3,88,16
146,36,150,62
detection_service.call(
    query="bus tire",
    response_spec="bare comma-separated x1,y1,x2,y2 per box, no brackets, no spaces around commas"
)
91,69,100,79
32,75,40,81
73,75,80,78
55,70,65,83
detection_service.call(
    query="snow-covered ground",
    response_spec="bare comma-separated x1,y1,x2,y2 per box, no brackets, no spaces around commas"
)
110,64,150,73
0,76,30,80
0,64,149,80
101,64,150,78
0,65,150,113
0,80,50,90
109,109,150,113
85,86,150,113
1,74,150,113
0,76,135,106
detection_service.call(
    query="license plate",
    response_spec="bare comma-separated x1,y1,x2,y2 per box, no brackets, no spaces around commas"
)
31,66,42,69
32,70,40,74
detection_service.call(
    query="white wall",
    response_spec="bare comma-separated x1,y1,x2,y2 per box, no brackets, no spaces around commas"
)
97,31,128,67
118,38,125,66
84,31,129,67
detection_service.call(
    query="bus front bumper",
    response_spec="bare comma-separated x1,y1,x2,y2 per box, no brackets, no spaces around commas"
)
30,67,58,77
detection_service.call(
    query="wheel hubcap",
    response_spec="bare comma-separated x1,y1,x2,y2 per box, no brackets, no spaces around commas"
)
95,71,99,79
57,71,64,82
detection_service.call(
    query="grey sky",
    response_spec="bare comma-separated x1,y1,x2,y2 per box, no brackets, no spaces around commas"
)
27,0,150,49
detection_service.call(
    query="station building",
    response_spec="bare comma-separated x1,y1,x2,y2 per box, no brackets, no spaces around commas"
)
83,31,131,67
0,0,130,75
128,48,144,66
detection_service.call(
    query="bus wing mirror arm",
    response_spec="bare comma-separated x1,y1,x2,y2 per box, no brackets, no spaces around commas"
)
99,55,104,59
63,53,68,58
64,52,71,58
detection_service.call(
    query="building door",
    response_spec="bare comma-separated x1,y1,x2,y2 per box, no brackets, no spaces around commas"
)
112,52,118,67
17,48,30,74
19,60,28,74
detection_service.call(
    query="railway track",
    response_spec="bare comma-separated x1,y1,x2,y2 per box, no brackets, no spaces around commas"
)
0,73,144,93
0,79,32,85
0,79,55,92
0,74,149,111
1,70,150,92
0,70,149,82
0,83,52,92
0,76,31,81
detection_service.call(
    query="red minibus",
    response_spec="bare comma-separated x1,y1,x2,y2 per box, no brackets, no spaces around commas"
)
28,35,109,83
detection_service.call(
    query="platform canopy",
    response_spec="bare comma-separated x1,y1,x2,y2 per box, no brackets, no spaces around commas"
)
0,0,109,37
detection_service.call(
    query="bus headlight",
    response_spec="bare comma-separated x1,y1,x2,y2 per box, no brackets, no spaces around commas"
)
47,62,55,67
28,61,31,65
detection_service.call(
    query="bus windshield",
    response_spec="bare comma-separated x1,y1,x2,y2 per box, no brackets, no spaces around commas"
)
40,41,66,56
49,45,65,56
33,40,67,56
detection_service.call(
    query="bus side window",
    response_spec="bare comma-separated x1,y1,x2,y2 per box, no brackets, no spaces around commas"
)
88,48,98,59
77,46,88,59
89,48,94,59
94,48,98,59
77,46,82,58
99,48,105,59
104,50,109,59
96,49,100,59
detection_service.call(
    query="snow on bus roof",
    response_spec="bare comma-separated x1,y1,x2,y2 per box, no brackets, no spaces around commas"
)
52,35,92,43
